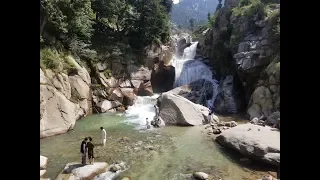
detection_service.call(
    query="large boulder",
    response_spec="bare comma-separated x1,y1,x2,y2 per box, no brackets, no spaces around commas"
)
216,123,280,166
40,85,85,138
40,56,92,138
56,162,108,180
159,93,209,126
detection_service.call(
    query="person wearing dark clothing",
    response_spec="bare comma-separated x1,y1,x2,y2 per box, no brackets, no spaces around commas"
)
87,137,95,164
80,137,88,165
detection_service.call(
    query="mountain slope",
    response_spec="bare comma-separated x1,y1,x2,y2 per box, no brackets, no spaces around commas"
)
171,0,220,28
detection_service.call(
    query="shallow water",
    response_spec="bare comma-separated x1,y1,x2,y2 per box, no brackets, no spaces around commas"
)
40,113,276,180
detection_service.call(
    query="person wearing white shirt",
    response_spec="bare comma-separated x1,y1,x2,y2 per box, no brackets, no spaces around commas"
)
100,127,107,146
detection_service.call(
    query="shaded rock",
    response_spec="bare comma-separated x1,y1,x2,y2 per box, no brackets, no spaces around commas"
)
40,155,48,170
159,93,209,126
214,75,243,114
109,164,121,172
192,172,209,180
266,112,280,126
137,81,153,96
240,157,252,164
109,88,124,102
56,162,108,180
151,61,175,93
216,124,280,166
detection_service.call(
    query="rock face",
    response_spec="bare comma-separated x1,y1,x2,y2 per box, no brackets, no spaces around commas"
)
159,93,209,126
151,60,175,93
40,56,92,138
171,33,192,57
216,123,280,166
214,75,244,114
197,0,280,118
247,56,280,120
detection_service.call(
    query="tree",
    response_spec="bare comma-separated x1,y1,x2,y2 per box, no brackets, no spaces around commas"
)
207,12,211,22
189,18,195,31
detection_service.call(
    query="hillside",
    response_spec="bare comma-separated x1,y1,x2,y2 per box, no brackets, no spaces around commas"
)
171,0,222,28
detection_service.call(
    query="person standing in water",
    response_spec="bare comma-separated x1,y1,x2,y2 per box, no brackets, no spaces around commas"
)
146,118,151,129
80,137,88,165
87,137,95,164
100,127,107,146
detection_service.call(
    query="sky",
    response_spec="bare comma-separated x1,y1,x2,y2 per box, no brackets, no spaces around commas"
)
173,0,179,4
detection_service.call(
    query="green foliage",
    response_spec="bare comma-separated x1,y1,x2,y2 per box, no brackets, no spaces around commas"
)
209,10,220,27
40,0,173,72
192,24,209,39
207,12,211,22
232,0,266,18
40,48,77,73
269,9,280,54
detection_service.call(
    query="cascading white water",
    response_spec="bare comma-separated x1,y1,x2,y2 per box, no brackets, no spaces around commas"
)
172,41,219,108
124,94,159,129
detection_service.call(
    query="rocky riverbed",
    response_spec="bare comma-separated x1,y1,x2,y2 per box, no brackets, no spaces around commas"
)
40,112,278,180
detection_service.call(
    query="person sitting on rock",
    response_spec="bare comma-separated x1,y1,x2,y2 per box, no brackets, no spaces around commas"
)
86,137,95,165
146,118,151,129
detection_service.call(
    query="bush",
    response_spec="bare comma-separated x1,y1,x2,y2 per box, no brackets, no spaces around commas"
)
40,48,78,73
232,0,266,18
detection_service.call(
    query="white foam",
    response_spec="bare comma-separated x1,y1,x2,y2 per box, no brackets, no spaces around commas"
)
124,94,160,130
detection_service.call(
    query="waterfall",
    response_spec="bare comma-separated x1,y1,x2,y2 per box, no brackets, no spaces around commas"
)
124,94,159,129
171,41,219,108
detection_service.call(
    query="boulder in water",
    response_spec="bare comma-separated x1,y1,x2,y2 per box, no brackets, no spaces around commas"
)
56,162,108,180
40,170,46,177
216,124,280,166
192,172,209,180
159,93,209,126
40,155,48,170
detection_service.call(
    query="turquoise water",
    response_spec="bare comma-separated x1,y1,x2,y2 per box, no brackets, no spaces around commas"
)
40,113,276,180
